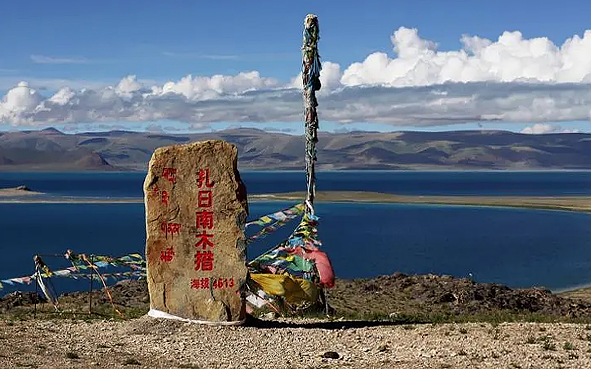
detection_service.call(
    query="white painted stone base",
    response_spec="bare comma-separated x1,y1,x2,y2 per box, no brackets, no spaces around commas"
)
147,308,245,326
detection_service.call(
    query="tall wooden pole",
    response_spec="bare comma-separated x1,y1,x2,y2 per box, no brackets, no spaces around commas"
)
302,15,331,314
88,254,93,315
301,14,321,215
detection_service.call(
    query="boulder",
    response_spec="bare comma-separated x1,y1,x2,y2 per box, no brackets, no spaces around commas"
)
143,140,248,324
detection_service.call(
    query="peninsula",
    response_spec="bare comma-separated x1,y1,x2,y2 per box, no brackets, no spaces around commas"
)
3,188,591,214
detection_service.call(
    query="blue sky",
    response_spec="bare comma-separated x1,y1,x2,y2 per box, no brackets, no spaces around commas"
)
1,0,591,134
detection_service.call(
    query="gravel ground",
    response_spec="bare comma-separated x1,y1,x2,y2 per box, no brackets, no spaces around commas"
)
3,275,591,369
2,317,591,368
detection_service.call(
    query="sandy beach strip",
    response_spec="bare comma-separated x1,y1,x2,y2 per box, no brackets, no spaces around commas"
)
2,189,591,214
0,188,45,197
0,197,144,204
251,191,591,213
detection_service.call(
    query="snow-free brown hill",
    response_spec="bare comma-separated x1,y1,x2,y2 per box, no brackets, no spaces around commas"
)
1,127,591,171
0,128,115,170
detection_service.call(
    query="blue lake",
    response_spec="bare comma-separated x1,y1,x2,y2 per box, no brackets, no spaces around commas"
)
2,170,591,197
0,171,590,294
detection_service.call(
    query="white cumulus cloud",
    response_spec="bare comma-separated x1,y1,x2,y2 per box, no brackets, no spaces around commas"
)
3,27,591,128
521,123,580,134
290,61,343,92
341,27,591,86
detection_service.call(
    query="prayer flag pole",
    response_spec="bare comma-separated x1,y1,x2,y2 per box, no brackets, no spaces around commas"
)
301,14,321,215
302,15,331,314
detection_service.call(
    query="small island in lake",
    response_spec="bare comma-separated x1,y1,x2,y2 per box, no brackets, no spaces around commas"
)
0,185,44,197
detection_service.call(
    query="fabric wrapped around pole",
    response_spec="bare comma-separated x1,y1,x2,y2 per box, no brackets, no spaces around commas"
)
249,273,319,305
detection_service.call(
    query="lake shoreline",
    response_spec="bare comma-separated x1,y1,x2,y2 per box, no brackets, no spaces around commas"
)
3,190,591,214
252,191,591,214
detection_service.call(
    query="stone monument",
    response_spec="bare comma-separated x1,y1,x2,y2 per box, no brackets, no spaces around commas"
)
143,140,248,324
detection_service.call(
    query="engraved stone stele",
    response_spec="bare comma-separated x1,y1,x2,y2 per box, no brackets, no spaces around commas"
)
143,140,248,324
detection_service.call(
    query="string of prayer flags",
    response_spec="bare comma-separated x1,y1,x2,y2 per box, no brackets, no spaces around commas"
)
0,252,147,290
246,203,305,228
65,251,145,271
248,211,336,310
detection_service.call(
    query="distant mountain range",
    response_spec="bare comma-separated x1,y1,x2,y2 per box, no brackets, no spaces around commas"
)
1,127,591,171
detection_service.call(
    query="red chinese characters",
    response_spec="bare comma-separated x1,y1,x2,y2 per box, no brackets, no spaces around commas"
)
195,167,216,272
190,278,201,289
197,168,214,188
195,230,214,249
198,190,212,208
194,250,214,271
196,210,214,229
190,277,234,289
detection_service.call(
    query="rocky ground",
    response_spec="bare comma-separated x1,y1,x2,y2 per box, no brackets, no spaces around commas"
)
3,274,591,368
328,273,591,320
4,274,591,322
3,317,591,368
